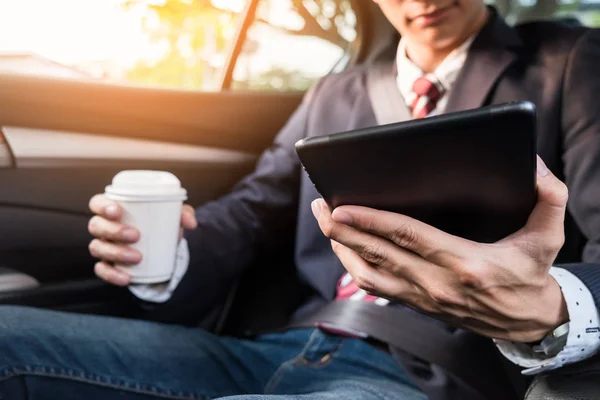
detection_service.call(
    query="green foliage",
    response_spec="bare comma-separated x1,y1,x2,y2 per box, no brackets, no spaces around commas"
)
123,0,238,90
122,0,356,91
487,0,600,26
232,66,316,91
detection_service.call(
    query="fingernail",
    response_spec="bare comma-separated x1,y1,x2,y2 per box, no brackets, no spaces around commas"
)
311,200,322,219
105,204,119,217
537,156,550,177
123,250,141,264
332,210,353,225
122,228,139,241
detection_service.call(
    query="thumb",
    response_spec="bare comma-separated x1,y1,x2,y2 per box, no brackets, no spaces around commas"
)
523,156,569,238
181,204,198,230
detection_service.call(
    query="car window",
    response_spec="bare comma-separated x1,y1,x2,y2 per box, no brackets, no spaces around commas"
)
122,0,246,90
230,0,359,91
486,0,600,26
0,0,359,92
0,0,244,90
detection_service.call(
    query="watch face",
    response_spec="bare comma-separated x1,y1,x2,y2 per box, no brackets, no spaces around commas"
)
534,322,570,356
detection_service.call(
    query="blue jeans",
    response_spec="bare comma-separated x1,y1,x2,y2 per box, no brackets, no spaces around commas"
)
0,306,426,400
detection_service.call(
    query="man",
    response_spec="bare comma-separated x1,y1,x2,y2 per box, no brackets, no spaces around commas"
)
1,1,599,400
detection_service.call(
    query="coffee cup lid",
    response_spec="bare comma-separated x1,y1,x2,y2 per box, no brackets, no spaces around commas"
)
105,170,187,199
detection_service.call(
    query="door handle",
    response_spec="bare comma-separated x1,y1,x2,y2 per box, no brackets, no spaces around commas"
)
0,267,40,292
0,128,14,168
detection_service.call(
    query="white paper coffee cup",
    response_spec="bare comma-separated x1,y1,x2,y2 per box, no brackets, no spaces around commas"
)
105,170,187,284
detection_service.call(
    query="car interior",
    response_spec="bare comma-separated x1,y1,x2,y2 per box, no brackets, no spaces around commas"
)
0,1,598,399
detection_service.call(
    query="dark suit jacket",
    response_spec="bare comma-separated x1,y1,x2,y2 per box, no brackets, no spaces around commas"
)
168,10,600,400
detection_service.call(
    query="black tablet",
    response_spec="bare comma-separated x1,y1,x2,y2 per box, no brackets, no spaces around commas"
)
295,101,537,243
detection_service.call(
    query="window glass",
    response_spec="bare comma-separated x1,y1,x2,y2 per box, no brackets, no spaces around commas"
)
231,0,358,92
0,0,246,90
486,0,600,27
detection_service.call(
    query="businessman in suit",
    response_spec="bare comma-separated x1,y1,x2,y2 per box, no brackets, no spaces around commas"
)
1,1,599,400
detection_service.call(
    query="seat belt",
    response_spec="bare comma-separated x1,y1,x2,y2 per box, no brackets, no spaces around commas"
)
365,63,412,125
290,301,495,396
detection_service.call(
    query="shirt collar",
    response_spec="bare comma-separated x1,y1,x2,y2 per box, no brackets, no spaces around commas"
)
396,35,476,103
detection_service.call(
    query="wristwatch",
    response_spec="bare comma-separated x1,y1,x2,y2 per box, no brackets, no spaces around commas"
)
530,322,570,357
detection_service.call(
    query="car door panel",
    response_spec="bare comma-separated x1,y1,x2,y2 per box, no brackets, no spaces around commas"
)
0,162,256,282
0,73,303,316
0,277,134,318
0,127,258,213
0,127,260,285
0,74,303,153
3,128,257,168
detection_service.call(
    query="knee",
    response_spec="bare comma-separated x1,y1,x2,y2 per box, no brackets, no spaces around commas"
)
0,305,43,330
0,306,59,367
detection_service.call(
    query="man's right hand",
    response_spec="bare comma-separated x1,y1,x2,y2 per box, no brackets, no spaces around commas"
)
88,194,198,286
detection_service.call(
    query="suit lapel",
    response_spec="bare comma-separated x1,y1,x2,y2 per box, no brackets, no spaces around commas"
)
444,10,524,113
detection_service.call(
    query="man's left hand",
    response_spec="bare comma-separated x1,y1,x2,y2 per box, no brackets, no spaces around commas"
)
313,156,570,343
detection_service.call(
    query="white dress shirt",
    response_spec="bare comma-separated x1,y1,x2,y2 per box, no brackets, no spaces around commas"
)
396,36,474,116
131,37,600,375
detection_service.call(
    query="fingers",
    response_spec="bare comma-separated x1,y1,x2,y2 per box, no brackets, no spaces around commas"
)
89,194,136,243
88,216,139,243
89,194,135,287
94,262,131,287
89,194,122,221
313,199,472,262
314,199,435,286
89,239,142,265
179,205,197,240
331,240,414,300
181,204,198,230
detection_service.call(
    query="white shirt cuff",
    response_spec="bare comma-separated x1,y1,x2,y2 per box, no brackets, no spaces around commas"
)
495,267,600,375
128,238,190,303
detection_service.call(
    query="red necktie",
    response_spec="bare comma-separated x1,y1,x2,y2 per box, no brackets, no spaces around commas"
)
333,76,443,307
335,272,389,306
410,76,443,119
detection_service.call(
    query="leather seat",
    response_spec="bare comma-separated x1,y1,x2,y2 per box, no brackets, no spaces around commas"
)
524,354,600,400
